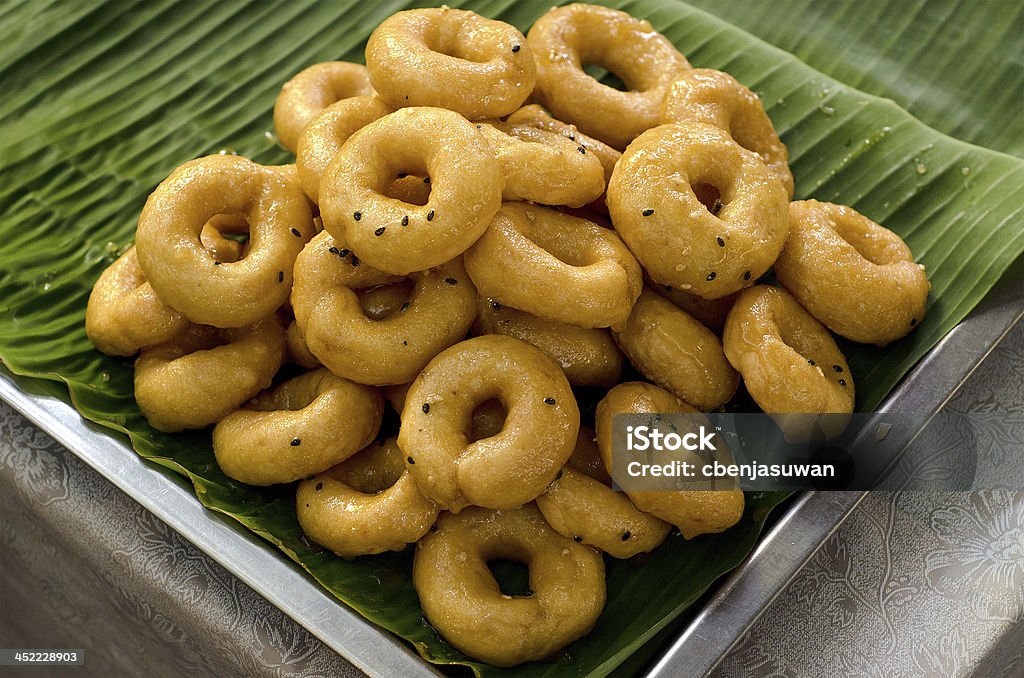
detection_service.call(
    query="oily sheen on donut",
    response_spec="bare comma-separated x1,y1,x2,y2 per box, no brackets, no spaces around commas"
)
775,200,930,346
319,107,503,275
398,335,579,512
273,61,376,152
506,104,622,183
413,504,605,667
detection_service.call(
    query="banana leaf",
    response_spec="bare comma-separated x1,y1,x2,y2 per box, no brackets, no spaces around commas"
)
0,1,1021,676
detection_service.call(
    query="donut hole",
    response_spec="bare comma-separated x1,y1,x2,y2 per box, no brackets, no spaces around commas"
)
383,173,431,206
582,64,629,91
691,183,726,216
467,398,508,442
486,558,534,597
357,281,415,320
201,213,251,262
246,371,325,412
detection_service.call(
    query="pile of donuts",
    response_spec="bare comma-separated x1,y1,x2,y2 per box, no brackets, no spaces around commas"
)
85,3,930,667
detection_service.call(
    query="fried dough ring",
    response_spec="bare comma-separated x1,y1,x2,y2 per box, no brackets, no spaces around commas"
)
291,232,477,385
319,107,503,275
135,155,314,327
775,200,930,346
296,95,394,204
413,504,605,667
473,296,623,387
595,382,745,539
723,285,854,441
398,335,580,512
612,288,738,411
505,104,621,183
662,69,793,197
86,247,190,357
464,202,642,328
608,121,789,299
133,316,286,432
527,4,691,150
476,121,604,207
213,369,384,486
366,8,535,119
297,436,438,557
273,62,375,152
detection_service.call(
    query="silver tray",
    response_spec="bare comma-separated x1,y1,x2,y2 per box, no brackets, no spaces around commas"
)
1,274,1020,677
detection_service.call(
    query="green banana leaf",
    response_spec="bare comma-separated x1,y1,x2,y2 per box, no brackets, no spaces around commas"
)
0,0,1021,676
684,0,1024,158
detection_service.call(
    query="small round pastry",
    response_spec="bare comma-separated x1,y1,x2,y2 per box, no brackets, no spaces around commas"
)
774,200,930,346
413,504,605,667
297,436,438,558
213,369,384,486
366,8,535,119
723,285,855,441
464,202,642,329
273,61,375,152
319,107,503,275
133,316,286,432
607,121,789,299
398,335,579,512
595,382,746,539
612,288,738,411
505,104,622,183
526,3,691,149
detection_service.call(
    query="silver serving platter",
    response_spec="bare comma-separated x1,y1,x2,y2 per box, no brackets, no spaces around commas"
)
1,276,1020,677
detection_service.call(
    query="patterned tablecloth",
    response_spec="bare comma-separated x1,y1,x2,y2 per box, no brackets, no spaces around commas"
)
2,320,1021,678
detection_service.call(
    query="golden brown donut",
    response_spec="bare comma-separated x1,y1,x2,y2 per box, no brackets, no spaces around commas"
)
464,202,642,328
608,121,789,299
133,316,286,432
527,4,691,150
473,296,623,387
476,120,605,207
505,104,622,183
213,368,383,486
612,288,738,411
291,232,477,386
319,107,503,275
297,436,438,557
595,382,745,539
135,155,315,327
661,69,793,197
723,285,855,441
285,320,321,369
86,247,190,357
386,382,509,442
775,200,930,346
366,8,535,119
273,61,375,152
398,335,580,512
413,504,605,667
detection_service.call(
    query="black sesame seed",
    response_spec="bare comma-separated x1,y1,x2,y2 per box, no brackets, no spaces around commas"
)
305,503,310,508
712,200,724,215
351,255,360,267
401,215,409,226
422,402,430,414
544,397,556,405
838,379,847,387
339,248,350,257
808,358,816,366
573,535,582,542
290,227,302,237
832,365,843,373
407,456,415,464
568,134,576,141
291,437,301,446
315,482,323,491
716,236,725,247
426,209,435,221
278,271,285,283
328,246,340,254
444,277,457,285
375,226,386,236
642,208,655,216
400,302,410,311
621,531,632,541
491,301,502,310
577,146,586,154
743,270,752,281
423,177,431,184
353,211,362,221
213,261,221,265
512,44,521,53
475,124,481,129
402,340,408,346
707,271,717,281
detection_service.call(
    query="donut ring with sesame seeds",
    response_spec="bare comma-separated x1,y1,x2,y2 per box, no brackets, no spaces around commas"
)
526,3,691,150
290,232,477,386
135,155,315,328
412,504,605,667
133,316,286,433
296,436,438,558
472,295,624,387
661,69,794,198
398,335,580,512
464,202,643,329
213,368,384,486
475,120,605,208
536,431,671,559
273,61,376,153
505,104,622,184
319,107,503,275
607,121,788,300
774,200,930,347
365,8,535,120
723,285,855,442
